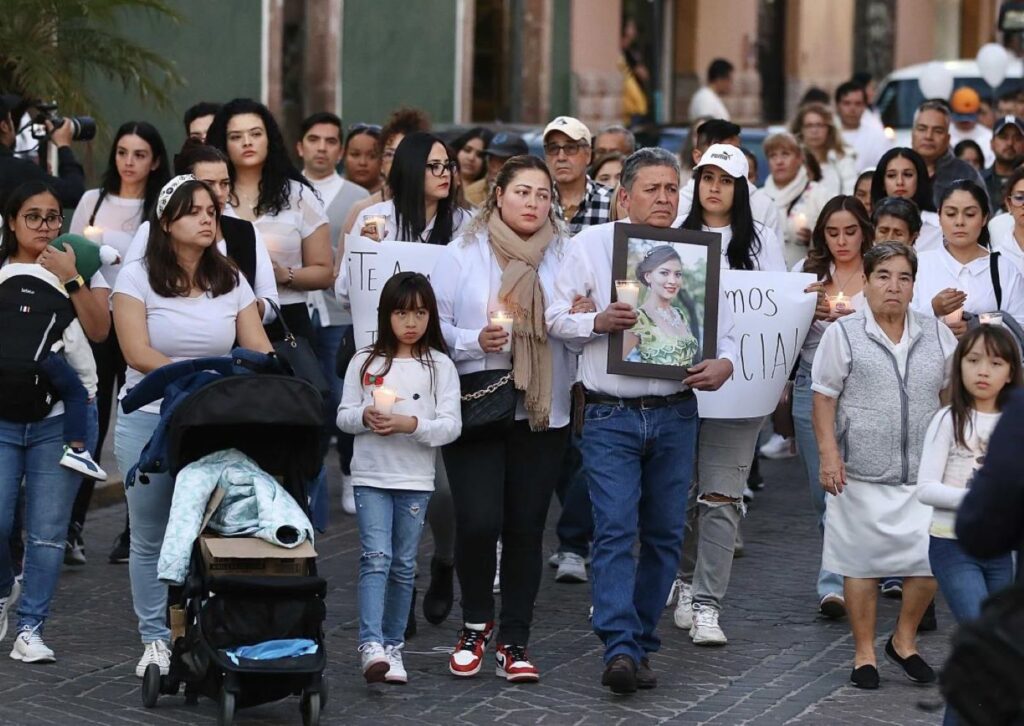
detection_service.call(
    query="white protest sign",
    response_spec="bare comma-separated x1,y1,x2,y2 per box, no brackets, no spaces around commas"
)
343,235,445,348
695,270,817,419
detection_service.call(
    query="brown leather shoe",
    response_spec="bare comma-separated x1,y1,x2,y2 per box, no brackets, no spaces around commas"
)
637,657,657,689
601,654,637,694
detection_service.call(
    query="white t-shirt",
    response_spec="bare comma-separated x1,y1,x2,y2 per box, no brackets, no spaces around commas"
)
230,180,328,306
113,261,256,414
916,211,943,253
69,189,146,290
309,173,344,209
705,223,787,272
336,350,462,491
688,87,730,121
989,223,1024,277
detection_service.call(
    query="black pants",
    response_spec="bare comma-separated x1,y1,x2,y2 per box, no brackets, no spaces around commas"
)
443,421,568,644
70,322,126,530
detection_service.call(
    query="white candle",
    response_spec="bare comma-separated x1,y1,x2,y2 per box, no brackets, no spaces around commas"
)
82,225,103,244
944,307,964,325
615,280,641,308
490,310,514,353
829,292,852,314
979,312,1004,327
372,387,397,415
365,214,388,241
793,212,808,230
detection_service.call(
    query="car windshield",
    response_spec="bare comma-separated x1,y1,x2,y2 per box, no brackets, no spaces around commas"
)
876,76,1024,128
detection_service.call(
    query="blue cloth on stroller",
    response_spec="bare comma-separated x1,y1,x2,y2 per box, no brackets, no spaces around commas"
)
224,638,318,665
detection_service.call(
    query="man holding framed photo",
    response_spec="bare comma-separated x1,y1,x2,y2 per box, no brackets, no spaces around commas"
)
547,148,737,694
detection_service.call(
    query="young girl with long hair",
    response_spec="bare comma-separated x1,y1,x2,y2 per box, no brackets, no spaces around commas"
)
337,272,461,685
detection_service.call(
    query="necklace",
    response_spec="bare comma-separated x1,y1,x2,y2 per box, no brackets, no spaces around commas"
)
832,264,863,295
652,304,682,328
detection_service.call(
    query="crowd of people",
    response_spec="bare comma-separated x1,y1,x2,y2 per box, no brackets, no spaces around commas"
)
0,58,1021,717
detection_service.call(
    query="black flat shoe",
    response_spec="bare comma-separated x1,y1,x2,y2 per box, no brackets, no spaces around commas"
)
884,636,936,684
601,654,637,695
850,664,880,689
422,558,454,625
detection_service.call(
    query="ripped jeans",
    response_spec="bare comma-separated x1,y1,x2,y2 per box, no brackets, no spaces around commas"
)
687,416,766,612
354,486,432,646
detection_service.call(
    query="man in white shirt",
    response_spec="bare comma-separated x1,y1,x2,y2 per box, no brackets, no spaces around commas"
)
547,148,736,694
688,59,733,121
837,81,891,172
296,111,369,517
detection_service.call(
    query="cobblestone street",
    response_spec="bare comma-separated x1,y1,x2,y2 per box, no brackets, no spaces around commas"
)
0,456,950,725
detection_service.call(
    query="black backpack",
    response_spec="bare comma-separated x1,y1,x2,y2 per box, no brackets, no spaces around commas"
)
0,269,76,422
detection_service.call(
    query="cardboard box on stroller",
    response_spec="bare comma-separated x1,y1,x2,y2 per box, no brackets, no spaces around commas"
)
200,535,316,577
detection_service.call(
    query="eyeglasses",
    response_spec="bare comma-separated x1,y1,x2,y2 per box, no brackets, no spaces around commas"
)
21,213,63,230
1009,192,1024,207
426,160,458,177
544,141,587,157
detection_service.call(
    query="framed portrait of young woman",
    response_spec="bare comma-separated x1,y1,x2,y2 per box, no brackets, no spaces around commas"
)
607,223,722,380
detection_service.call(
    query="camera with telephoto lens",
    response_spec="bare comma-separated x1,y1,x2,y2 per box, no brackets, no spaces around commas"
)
30,102,96,142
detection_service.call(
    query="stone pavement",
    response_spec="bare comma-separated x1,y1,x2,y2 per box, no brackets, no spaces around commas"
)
0,456,951,725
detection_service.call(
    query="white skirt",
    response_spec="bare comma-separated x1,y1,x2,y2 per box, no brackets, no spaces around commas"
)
822,478,932,578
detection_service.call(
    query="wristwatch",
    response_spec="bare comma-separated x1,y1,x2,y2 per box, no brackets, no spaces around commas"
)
64,274,85,294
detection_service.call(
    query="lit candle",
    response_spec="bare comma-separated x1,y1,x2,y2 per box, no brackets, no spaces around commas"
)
365,214,389,241
615,280,641,308
372,387,397,415
82,225,103,244
489,310,514,353
944,307,964,325
979,312,1004,327
828,292,852,314
793,212,808,230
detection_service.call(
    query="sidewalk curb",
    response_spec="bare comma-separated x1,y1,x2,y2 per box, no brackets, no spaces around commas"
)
88,480,126,510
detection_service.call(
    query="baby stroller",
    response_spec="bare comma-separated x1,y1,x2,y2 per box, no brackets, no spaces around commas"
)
139,371,328,725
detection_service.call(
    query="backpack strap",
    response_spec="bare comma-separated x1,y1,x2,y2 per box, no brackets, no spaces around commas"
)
222,217,258,290
990,250,1003,311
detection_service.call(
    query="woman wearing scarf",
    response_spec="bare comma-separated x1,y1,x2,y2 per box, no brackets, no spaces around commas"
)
762,132,829,268
431,155,575,683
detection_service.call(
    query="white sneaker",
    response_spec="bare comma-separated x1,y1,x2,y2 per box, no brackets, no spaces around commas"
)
341,474,356,515
0,578,21,642
135,640,171,677
673,581,694,631
759,434,795,460
384,644,408,684
555,553,588,583
10,625,55,663
666,577,681,608
492,540,502,594
59,446,107,481
359,641,389,683
547,552,564,569
690,605,727,646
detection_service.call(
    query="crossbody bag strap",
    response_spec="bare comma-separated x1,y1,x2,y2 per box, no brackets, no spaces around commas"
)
990,250,1003,311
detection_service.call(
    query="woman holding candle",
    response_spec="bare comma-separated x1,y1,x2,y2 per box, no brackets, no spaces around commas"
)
790,103,858,197
205,98,332,343
790,195,874,619
870,148,942,252
430,155,575,682
68,121,170,565
337,272,461,684
912,179,1024,334
762,132,828,268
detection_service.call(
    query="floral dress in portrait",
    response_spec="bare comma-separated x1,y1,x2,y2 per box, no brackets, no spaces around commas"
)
629,307,699,367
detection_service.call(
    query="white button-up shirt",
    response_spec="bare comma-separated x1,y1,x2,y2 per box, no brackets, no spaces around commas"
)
911,245,1024,326
546,219,738,399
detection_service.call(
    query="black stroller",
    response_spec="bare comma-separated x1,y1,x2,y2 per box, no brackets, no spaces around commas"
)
140,373,328,725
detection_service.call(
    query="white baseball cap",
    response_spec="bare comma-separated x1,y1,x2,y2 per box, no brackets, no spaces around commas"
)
543,116,592,145
695,144,749,180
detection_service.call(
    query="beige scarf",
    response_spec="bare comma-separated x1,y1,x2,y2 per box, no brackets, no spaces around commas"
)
487,213,555,430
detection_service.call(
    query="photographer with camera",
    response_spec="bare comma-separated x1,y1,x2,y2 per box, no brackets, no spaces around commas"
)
0,95,85,212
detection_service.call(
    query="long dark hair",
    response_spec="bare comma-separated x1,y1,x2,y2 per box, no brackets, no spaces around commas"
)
389,132,459,245
947,326,1022,449
205,98,316,217
871,148,935,212
0,180,60,264
91,121,170,225
145,179,239,298
359,272,448,386
805,195,874,281
173,138,230,175
938,177,992,248
452,126,494,183
680,166,761,270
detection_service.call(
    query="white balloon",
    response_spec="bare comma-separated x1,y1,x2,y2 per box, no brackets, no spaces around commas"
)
919,62,954,100
977,43,1011,88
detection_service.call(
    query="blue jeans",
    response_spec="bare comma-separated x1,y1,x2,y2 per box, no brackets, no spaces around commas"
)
929,536,1014,623
39,353,89,445
354,486,431,646
115,408,173,643
793,361,844,600
0,414,83,632
581,396,698,664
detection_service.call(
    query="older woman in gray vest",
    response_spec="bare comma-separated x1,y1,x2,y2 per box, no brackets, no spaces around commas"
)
811,242,957,690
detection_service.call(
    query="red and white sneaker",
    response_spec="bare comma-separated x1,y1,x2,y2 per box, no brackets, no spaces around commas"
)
494,644,540,683
448,622,493,677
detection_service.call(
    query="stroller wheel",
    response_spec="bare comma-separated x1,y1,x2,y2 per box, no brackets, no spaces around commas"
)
319,676,329,709
301,692,320,726
141,664,161,708
218,688,235,726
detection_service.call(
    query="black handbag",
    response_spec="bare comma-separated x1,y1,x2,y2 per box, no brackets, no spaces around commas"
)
266,301,331,401
458,369,516,441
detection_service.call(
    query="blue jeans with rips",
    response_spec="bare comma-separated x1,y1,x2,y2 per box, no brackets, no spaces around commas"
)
355,486,431,646
581,396,698,664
